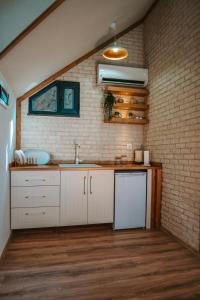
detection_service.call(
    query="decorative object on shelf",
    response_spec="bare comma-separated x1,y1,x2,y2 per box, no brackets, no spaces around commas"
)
128,112,135,119
104,86,149,125
104,91,116,120
29,80,80,117
0,84,9,108
102,21,128,61
131,98,137,104
132,96,144,104
135,115,145,120
113,111,122,118
116,96,124,103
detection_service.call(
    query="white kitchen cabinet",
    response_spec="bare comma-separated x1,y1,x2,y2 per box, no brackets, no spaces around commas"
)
60,170,114,226
11,207,60,229
11,170,60,186
10,167,156,230
11,186,60,208
11,170,60,229
87,170,114,224
60,171,88,226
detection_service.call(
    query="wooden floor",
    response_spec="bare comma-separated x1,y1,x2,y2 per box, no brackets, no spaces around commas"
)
0,226,200,300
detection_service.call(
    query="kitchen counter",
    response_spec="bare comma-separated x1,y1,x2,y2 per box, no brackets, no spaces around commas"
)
10,161,162,230
10,162,162,171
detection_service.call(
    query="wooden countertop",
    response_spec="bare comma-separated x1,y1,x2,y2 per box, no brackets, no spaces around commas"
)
10,162,162,171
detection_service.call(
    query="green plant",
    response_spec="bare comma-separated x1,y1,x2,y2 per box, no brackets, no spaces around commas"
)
104,91,116,120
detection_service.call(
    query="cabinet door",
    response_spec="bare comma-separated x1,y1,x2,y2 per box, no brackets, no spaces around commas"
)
88,170,114,224
60,171,88,226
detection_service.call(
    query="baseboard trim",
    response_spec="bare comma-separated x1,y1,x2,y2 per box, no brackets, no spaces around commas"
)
0,231,12,264
160,226,199,255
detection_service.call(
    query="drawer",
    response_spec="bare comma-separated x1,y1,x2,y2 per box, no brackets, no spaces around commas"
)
11,207,60,229
11,186,60,208
11,171,60,187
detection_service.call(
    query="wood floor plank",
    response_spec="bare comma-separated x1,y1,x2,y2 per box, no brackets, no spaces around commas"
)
0,226,200,300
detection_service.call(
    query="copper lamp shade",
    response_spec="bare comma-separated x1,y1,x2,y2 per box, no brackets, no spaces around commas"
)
102,22,128,60
102,45,128,60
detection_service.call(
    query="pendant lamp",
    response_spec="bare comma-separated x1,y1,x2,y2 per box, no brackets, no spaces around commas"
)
102,21,128,61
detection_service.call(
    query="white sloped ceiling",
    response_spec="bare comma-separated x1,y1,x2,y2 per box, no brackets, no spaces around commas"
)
0,0,154,98
0,0,54,52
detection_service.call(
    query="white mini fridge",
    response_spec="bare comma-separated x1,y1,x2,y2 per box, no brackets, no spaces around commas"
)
114,171,147,229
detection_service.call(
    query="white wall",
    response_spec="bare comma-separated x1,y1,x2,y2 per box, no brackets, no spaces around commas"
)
0,72,16,256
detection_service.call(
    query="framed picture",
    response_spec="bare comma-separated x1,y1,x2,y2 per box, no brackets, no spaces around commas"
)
29,80,80,117
0,84,9,108
60,81,80,116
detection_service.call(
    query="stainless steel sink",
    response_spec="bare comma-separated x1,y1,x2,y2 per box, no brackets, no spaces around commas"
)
59,163,101,168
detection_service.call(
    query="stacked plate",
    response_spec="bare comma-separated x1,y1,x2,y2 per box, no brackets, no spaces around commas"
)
14,149,50,165
14,150,26,165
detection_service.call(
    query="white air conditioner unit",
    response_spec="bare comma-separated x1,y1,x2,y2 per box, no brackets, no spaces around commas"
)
98,64,148,87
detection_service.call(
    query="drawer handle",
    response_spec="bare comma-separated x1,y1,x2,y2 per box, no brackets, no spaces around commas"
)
25,179,46,182
25,195,46,199
25,212,46,216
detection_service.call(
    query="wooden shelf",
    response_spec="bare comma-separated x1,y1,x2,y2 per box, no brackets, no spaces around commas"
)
104,117,148,125
106,86,149,97
104,86,149,126
113,103,148,111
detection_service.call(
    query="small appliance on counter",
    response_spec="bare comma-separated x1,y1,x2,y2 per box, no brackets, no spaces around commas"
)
143,150,150,166
14,149,50,166
134,146,150,166
134,149,143,163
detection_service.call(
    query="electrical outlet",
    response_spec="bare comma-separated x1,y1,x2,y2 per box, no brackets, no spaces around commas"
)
127,143,133,150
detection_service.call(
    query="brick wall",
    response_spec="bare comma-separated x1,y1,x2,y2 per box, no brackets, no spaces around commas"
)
144,0,200,250
21,25,145,162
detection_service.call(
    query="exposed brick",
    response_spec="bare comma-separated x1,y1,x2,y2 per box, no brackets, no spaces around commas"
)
144,0,200,251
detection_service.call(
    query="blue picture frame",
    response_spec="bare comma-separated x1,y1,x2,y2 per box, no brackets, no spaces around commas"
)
29,80,80,117
0,84,9,108
60,81,80,116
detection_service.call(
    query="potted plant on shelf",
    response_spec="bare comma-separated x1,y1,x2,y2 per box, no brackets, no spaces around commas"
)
104,91,116,121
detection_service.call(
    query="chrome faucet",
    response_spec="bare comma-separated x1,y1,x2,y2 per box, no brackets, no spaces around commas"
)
74,143,80,164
